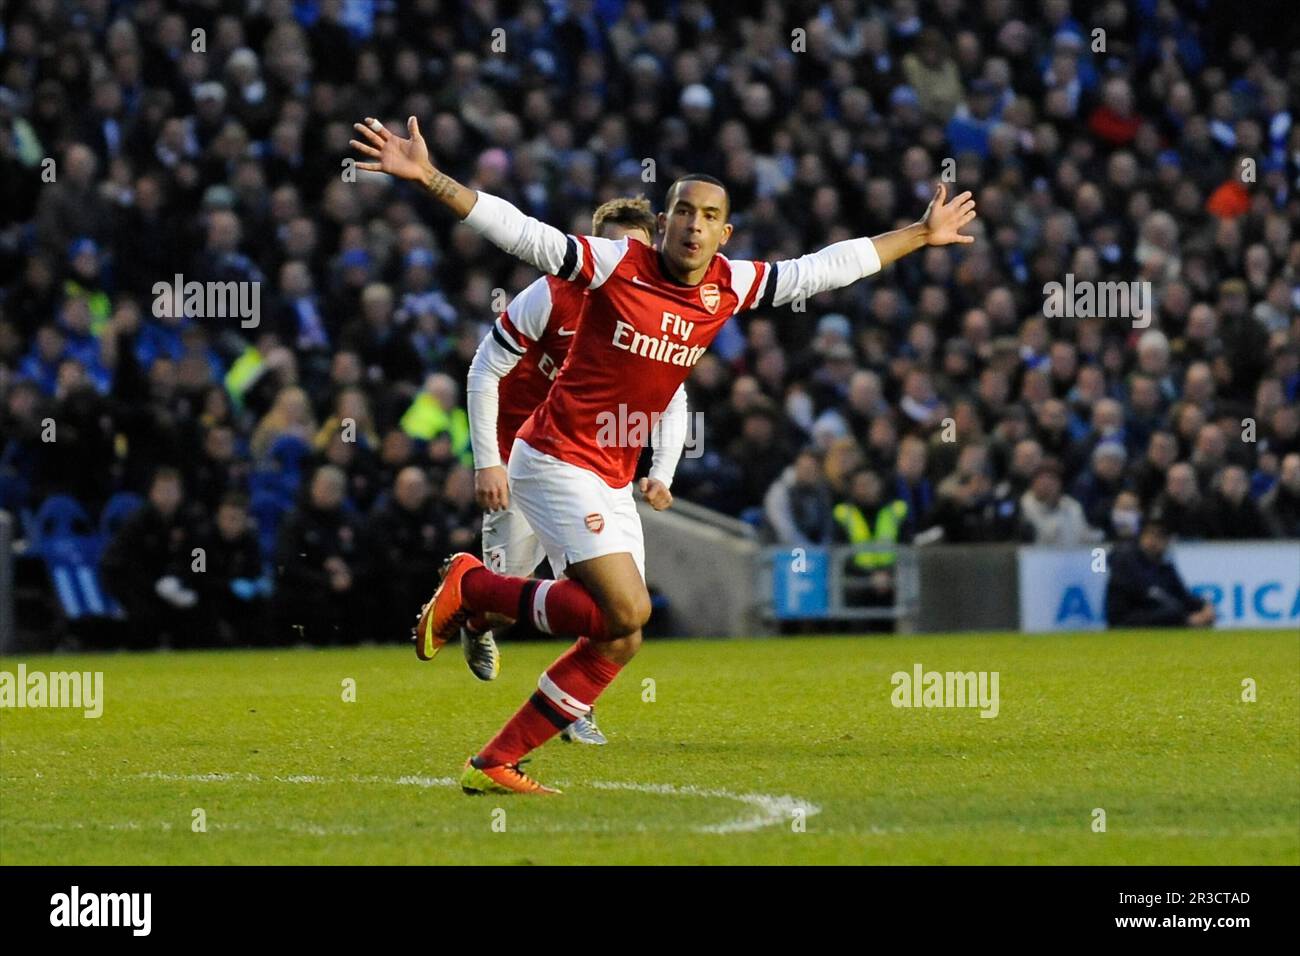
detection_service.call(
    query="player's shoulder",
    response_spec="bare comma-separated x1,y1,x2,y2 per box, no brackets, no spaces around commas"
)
565,233,634,289
584,236,653,285
608,235,652,271
499,274,559,343
713,252,739,282
714,253,769,304
508,274,556,313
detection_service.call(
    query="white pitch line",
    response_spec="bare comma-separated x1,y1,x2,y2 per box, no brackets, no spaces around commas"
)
570,779,821,834
135,771,820,833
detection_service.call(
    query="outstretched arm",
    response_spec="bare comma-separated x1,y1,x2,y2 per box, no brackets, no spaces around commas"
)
871,183,977,265
351,116,626,287
741,184,977,312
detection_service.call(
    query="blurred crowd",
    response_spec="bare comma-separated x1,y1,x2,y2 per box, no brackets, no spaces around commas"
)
1,0,1297,643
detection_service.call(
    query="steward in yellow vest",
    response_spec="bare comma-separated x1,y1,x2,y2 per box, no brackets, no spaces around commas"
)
832,468,909,571
400,391,472,466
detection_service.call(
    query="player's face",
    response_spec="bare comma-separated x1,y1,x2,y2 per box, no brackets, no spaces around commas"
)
658,181,732,278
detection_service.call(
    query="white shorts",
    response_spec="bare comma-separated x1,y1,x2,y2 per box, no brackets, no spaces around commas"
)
505,438,645,581
481,498,548,578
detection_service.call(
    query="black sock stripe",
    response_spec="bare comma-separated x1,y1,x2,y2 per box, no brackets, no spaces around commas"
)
517,579,540,626
529,691,573,730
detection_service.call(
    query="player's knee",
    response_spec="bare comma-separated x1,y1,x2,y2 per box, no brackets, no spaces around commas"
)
600,629,642,665
603,590,651,637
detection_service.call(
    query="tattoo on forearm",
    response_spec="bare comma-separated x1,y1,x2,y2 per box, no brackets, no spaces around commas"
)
426,170,458,200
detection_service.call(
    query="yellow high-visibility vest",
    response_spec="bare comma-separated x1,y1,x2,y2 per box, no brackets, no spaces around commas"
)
833,499,908,569
400,392,472,465
224,346,263,408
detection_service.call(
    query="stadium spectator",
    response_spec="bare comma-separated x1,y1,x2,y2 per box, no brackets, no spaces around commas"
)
925,464,1013,544
1071,441,1128,531
341,282,423,388
1214,470,1269,546
189,423,250,515
1019,459,1101,546
251,385,317,463
35,143,109,254
1129,431,1179,507
438,464,483,555
369,466,454,643
764,449,835,546
400,372,472,466
1261,454,1300,538
892,436,933,536
1151,462,1213,540
1105,517,1216,629
1105,489,1145,543
100,466,205,647
726,401,789,513
271,464,374,645
196,492,268,646
995,437,1042,503
832,467,910,604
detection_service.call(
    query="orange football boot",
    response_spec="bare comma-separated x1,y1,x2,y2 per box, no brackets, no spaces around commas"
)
459,758,561,795
413,552,483,660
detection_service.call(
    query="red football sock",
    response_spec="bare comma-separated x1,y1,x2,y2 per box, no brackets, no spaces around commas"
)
463,570,608,641
476,637,623,767
461,568,528,616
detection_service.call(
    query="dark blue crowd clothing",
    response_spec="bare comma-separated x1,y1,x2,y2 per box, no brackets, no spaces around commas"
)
1104,542,1207,628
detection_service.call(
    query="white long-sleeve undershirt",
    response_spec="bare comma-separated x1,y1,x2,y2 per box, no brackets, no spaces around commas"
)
461,189,882,309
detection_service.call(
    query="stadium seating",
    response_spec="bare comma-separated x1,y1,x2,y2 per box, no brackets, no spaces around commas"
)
27,495,112,620
99,491,144,542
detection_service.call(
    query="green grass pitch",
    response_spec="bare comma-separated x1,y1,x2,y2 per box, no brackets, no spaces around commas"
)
2,629,1297,865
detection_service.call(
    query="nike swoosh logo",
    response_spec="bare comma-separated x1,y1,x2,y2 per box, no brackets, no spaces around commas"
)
631,275,653,287
557,327,577,336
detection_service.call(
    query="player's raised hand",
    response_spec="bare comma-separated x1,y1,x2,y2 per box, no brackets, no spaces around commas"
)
350,116,431,183
352,115,477,216
639,477,673,511
921,183,977,245
475,465,510,512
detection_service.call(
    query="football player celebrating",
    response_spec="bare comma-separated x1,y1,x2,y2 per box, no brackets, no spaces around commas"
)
352,115,976,794
456,196,688,749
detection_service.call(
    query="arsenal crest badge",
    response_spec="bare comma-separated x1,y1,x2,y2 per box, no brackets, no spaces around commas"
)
700,283,720,314
585,513,605,534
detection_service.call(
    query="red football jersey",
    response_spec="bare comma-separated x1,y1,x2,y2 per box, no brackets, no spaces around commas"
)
491,275,586,463
518,239,771,487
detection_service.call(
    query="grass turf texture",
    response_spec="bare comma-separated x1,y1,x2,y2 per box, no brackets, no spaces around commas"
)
2,629,1297,865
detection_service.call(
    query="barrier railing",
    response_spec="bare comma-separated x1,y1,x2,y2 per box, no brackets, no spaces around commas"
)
760,543,919,629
